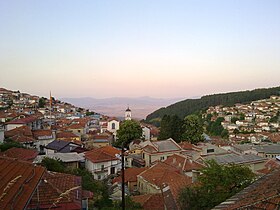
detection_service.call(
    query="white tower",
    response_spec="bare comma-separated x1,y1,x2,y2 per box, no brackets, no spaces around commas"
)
125,107,132,120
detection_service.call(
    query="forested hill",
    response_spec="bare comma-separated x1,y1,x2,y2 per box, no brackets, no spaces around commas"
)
146,86,280,125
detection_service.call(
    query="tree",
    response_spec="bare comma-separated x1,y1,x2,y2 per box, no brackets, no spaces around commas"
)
179,160,255,210
221,129,229,139
38,97,46,108
158,115,172,140
206,117,225,136
158,115,183,142
115,120,142,148
41,157,66,173
181,114,204,144
0,139,24,152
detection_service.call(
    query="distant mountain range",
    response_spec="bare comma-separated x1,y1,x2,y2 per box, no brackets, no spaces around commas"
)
146,86,280,125
60,96,183,119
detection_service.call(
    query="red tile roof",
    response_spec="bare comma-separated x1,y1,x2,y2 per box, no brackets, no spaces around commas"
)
56,131,79,139
85,146,120,163
5,125,33,138
257,159,280,175
164,154,204,172
0,148,38,162
138,162,192,200
113,167,147,184
6,115,39,125
10,134,36,143
67,123,85,130
28,171,82,210
132,194,165,210
0,157,45,210
32,129,53,139
214,168,280,209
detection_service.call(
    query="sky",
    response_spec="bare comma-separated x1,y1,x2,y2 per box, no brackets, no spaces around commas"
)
0,0,279,99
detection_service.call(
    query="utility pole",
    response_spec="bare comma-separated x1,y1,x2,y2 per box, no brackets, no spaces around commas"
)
121,144,125,210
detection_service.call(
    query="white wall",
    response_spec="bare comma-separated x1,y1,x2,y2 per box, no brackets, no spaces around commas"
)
142,127,150,140
0,129,4,143
85,159,121,180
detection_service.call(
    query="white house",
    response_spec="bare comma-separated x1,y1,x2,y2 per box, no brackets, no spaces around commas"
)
142,126,151,140
85,146,122,180
107,118,120,136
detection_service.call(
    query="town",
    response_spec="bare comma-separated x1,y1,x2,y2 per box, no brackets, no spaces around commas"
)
0,87,279,210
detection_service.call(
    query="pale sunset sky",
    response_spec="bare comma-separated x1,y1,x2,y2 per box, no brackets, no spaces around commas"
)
0,0,279,99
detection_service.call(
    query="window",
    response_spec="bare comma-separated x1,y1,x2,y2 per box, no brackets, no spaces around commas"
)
101,165,104,170
98,175,101,180
160,156,164,161
207,149,215,153
112,123,115,130
78,130,81,133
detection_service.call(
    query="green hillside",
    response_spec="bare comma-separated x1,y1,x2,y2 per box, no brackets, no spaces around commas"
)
146,86,280,125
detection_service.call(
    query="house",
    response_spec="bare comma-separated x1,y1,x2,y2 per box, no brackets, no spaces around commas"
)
34,152,84,169
164,153,204,179
0,156,45,210
32,129,55,153
112,167,147,193
0,147,38,162
203,153,267,173
4,125,39,149
232,144,280,159
56,131,80,141
213,168,280,210
85,146,122,180
66,123,86,137
107,118,120,137
142,126,151,140
45,140,81,154
6,115,42,131
86,133,113,148
27,171,84,210
137,161,192,209
142,138,183,167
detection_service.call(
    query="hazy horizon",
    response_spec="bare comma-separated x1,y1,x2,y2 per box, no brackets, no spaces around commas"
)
1,0,279,99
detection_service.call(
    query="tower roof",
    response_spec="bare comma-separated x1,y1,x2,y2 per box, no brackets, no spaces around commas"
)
126,107,131,112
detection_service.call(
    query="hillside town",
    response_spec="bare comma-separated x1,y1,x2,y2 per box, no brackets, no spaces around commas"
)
0,87,280,210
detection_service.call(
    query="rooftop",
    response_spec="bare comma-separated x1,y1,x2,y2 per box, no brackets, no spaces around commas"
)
28,171,82,209
0,147,38,162
132,194,165,210
0,157,45,210
204,153,267,165
85,146,120,163
34,152,84,163
213,168,280,209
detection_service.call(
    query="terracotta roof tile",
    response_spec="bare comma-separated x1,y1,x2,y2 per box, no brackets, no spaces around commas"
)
10,134,36,143
56,131,79,139
113,167,147,184
132,194,165,210
138,162,192,200
85,146,120,163
0,148,38,162
213,168,280,209
6,115,39,125
5,125,33,138
28,171,82,209
164,154,204,172
0,157,45,210
32,129,53,139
